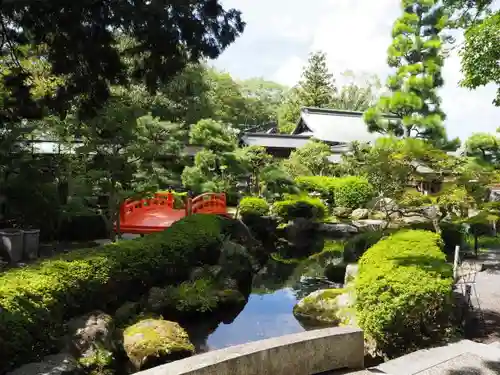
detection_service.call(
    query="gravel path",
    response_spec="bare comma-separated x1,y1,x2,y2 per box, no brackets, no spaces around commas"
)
462,249,500,343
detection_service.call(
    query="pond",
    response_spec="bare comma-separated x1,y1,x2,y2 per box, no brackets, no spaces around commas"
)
188,256,342,352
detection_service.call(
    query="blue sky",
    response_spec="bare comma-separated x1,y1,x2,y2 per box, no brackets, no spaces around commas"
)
214,0,500,141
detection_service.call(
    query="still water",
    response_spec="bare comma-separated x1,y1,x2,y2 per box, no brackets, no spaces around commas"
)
189,258,341,352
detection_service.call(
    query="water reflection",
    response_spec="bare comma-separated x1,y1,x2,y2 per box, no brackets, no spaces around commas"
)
189,255,342,352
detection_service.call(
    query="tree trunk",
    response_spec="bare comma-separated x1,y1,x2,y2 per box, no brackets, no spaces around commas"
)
107,184,118,242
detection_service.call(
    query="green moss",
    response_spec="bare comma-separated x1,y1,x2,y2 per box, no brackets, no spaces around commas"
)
293,288,346,324
123,319,194,369
78,344,114,369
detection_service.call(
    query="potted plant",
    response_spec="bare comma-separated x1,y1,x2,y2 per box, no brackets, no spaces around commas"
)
22,226,40,260
0,226,24,263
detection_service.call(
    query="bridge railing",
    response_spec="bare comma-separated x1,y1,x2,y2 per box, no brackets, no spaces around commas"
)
119,193,176,224
187,192,227,216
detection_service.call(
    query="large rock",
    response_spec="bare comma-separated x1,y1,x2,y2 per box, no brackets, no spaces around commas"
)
65,311,115,353
65,311,116,372
351,208,369,220
352,219,386,232
123,319,194,370
7,353,80,375
318,223,358,237
293,288,345,325
333,207,352,219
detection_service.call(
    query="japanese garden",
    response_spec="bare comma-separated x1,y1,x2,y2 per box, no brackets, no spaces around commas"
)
0,1,500,374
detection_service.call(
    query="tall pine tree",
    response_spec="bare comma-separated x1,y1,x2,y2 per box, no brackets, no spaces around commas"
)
278,51,337,132
297,51,337,107
364,0,458,149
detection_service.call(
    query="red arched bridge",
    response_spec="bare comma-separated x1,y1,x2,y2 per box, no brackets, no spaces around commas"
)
116,192,229,234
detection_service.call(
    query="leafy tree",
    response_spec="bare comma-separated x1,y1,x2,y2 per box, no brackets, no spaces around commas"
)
363,0,458,149
335,71,381,111
282,139,336,177
0,1,244,120
277,88,303,133
61,93,184,240
182,119,246,193
239,146,273,195
459,12,500,106
465,132,500,165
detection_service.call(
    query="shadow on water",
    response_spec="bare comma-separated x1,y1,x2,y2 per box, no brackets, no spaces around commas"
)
187,256,342,353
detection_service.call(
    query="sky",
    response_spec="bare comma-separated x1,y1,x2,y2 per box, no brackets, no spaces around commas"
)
213,0,500,141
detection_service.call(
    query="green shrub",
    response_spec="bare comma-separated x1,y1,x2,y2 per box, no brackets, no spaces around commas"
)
0,214,224,372
238,197,269,217
334,176,374,209
343,231,388,263
355,230,454,358
272,195,327,221
406,221,466,256
295,176,337,203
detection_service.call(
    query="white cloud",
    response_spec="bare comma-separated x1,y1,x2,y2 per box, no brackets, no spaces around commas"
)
217,0,500,140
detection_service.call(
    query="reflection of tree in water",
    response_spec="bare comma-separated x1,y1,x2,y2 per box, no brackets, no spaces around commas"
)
251,258,340,300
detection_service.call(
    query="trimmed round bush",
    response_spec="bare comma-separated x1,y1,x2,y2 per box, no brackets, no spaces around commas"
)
0,214,224,372
295,176,337,203
272,195,327,221
238,197,269,217
334,176,374,209
355,230,454,358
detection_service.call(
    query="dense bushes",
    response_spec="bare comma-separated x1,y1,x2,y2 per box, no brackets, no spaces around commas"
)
334,176,373,209
238,197,269,217
272,195,327,221
295,175,373,209
355,230,454,358
0,214,225,372
295,176,337,203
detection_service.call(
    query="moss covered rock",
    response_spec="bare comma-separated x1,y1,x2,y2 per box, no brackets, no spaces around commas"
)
293,288,345,325
123,319,194,370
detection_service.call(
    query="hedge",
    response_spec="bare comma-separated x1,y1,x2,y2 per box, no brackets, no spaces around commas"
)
334,176,373,209
295,176,337,203
239,197,269,217
295,175,373,209
0,214,224,372
355,230,454,358
272,195,327,221
343,230,390,263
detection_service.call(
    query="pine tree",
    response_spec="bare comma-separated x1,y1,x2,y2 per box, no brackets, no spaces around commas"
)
297,51,337,107
364,0,453,144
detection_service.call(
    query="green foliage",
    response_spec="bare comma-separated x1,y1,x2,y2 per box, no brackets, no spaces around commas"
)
0,214,224,371
238,197,269,217
295,176,337,203
259,165,300,201
283,139,336,177
363,0,457,148
460,12,500,106
182,119,246,194
334,176,374,209
0,2,244,121
239,146,273,195
294,175,373,209
355,230,454,357
343,231,388,263
272,195,327,221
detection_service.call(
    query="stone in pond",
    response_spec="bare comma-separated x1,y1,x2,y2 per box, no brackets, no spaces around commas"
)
123,319,194,370
7,353,79,375
293,289,346,325
351,208,369,220
65,311,116,358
